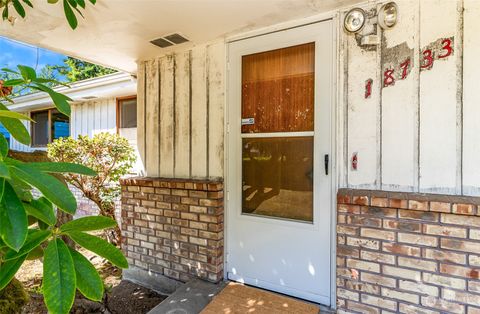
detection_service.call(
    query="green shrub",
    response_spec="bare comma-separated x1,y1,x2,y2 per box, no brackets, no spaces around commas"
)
48,133,136,245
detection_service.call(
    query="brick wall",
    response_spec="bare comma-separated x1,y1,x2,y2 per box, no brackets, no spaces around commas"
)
32,185,103,218
120,177,224,283
337,189,480,314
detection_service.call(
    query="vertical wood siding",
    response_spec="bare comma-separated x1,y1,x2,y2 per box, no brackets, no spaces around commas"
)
380,0,419,192
10,97,117,152
342,0,479,196
138,41,225,179
463,0,480,196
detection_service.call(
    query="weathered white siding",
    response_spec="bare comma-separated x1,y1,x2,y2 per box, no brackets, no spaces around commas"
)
134,0,480,195
340,0,480,196
462,0,480,196
11,97,117,152
11,96,144,174
137,41,225,179
71,97,117,138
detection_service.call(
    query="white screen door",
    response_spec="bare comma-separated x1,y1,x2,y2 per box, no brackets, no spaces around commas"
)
226,21,334,305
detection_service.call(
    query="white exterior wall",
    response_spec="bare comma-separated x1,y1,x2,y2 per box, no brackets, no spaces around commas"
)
137,41,225,179
10,97,143,175
11,97,117,152
71,97,117,139
338,0,480,196
135,0,480,196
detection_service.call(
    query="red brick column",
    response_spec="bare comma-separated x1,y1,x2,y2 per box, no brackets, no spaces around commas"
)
337,189,480,313
120,177,224,283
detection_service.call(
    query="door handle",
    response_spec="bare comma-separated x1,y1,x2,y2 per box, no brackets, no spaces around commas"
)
324,154,329,175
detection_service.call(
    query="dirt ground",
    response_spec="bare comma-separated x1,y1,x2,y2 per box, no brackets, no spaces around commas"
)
16,249,167,314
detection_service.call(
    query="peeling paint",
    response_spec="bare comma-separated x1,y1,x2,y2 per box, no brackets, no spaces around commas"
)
420,36,455,71
381,41,414,87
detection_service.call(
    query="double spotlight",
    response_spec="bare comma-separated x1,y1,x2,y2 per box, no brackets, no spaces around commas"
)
344,2,398,34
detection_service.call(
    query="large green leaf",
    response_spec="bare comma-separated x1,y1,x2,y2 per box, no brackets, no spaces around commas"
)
0,103,30,145
0,178,5,201
31,84,72,116
1,68,20,75
69,248,104,301
60,216,116,233
7,177,33,202
0,133,8,159
63,0,78,29
12,0,25,18
0,161,10,179
24,197,57,226
17,65,36,81
4,229,51,261
0,110,33,121
43,238,76,314
0,255,27,290
10,163,77,214
32,162,97,176
0,181,28,251
2,79,25,86
68,231,128,268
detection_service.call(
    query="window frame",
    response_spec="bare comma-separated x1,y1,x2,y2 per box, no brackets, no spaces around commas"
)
116,95,137,132
30,108,71,148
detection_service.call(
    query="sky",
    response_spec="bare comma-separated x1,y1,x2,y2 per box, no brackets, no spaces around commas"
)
0,36,66,71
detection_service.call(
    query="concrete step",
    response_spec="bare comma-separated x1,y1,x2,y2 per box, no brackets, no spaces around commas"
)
148,279,227,314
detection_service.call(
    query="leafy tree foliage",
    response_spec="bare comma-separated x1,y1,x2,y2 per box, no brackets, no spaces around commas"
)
0,65,128,314
1,0,96,29
43,57,117,83
0,1,129,314
48,133,136,245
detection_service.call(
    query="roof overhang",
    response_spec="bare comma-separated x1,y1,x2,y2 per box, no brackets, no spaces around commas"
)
0,0,363,73
9,72,136,112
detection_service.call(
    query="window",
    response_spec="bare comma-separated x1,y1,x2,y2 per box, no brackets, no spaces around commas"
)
117,97,137,128
241,43,315,222
31,109,70,146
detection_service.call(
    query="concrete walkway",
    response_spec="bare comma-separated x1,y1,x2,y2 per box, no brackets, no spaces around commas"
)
148,279,227,314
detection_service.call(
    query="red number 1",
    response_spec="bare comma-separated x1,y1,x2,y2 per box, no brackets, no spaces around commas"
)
365,79,372,98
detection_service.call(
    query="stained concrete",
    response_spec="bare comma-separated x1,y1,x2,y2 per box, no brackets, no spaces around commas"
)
123,266,182,296
148,279,227,314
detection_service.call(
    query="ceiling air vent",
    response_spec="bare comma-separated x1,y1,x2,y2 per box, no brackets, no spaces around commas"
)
150,33,189,48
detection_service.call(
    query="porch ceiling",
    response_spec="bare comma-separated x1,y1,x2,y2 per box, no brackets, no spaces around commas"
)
0,0,361,73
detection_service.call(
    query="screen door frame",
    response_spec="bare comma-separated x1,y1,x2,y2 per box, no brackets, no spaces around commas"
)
225,19,337,305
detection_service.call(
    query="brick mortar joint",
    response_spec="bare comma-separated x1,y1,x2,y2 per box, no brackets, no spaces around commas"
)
120,176,224,191
338,188,480,217
338,188,480,204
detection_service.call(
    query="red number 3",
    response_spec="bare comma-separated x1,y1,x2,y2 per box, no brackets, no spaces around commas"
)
439,38,453,58
421,49,434,69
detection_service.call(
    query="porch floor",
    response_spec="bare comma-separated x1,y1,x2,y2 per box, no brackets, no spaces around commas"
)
148,279,332,314
201,282,320,314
